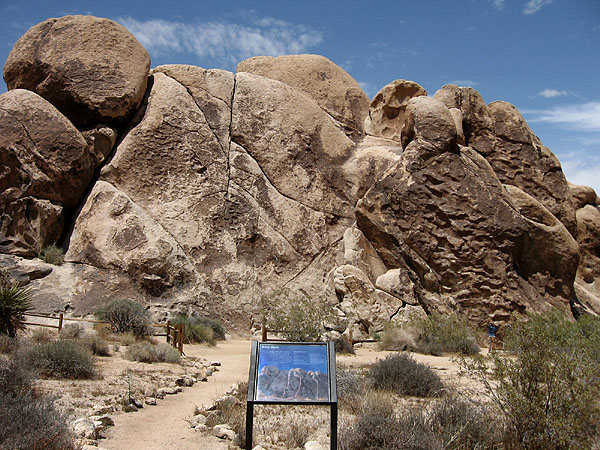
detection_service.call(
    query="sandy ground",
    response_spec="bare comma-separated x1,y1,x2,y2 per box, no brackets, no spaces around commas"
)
99,340,483,450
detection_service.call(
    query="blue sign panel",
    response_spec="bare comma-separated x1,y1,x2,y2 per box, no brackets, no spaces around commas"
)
254,342,330,402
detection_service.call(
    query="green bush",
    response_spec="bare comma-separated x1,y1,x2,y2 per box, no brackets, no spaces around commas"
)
20,339,97,379
463,310,600,448
369,352,443,397
0,356,76,449
81,334,111,356
125,341,180,364
59,322,84,339
40,244,65,265
171,313,226,345
378,324,416,351
30,327,55,343
260,288,333,342
410,313,480,355
0,271,32,338
96,299,151,336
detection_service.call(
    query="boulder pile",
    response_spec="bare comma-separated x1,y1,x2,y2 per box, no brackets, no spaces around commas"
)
1,15,598,336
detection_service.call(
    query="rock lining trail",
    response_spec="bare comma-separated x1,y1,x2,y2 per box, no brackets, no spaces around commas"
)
101,339,477,450
102,339,251,450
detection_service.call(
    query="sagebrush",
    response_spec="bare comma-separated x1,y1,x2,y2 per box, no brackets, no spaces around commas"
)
20,339,97,379
96,298,152,336
40,244,64,265
125,341,180,363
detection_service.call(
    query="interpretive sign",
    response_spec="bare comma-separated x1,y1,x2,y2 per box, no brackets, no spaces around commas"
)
246,341,337,449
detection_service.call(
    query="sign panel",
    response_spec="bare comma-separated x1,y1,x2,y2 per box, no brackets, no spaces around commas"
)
254,342,330,402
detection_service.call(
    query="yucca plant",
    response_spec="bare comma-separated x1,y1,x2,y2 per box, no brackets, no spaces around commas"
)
0,280,33,338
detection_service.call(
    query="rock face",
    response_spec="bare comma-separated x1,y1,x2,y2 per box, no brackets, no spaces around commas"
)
2,15,599,330
0,89,96,256
364,79,427,143
3,15,150,127
237,54,369,137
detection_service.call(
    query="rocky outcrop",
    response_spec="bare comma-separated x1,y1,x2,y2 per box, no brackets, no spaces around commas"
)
3,15,150,127
364,79,427,143
237,54,369,137
0,89,96,256
2,15,599,330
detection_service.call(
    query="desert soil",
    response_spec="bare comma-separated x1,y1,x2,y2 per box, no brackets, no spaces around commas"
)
98,339,482,450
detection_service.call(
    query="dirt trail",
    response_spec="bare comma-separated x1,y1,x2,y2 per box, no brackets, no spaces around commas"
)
102,339,252,450
101,340,478,449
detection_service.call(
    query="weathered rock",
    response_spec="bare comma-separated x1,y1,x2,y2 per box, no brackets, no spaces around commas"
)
176,375,195,387
237,54,369,136
81,126,118,166
569,182,597,209
486,101,577,237
88,415,114,427
72,418,101,439
433,85,494,153
0,89,93,255
364,79,427,142
375,268,418,305
504,184,579,308
4,15,150,127
343,226,387,283
355,96,574,320
574,205,600,314
189,413,207,428
145,397,157,406
448,108,465,146
401,96,458,153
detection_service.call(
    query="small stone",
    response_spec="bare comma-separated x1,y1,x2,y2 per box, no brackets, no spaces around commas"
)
226,383,239,395
130,398,143,409
194,424,209,432
176,375,194,387
122,404,138,413
89,414,114,427
213,424,235,440
72,418,98,439
145,397,157,406
215,395,236,409
305,441,325,450
210,361,221,367
205,368,214,376
189,413,207,428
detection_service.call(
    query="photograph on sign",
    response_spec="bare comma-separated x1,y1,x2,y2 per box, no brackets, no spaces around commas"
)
255,343,330,402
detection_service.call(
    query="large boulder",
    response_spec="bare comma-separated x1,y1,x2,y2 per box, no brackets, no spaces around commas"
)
3,15,150,127
574,205,600,314
355,96,573,321
237,54,369,136
0,89,94,256
364,79,427,143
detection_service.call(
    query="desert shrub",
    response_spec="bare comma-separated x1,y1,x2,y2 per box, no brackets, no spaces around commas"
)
96,299,151,336
59,322,84,339
40,244,64,265
463,310,600,449
334,335,355,354
171,313,222,345
113,332,137,346
125,341,180,364
369,352,443,397
283,421,311,448
339,392,407,450
260,288,333,342
81,334,111,356
0,356,76,449
20,339,97,379
379,323,416,351
410,313,479,355
0,334,15,354
0,275,32,338
337,367,368,413
30,327,55,343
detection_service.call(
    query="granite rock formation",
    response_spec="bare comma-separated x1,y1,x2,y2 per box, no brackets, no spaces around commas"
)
1,15,599,334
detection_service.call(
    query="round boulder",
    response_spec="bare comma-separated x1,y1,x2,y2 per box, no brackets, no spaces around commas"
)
3,15,150,127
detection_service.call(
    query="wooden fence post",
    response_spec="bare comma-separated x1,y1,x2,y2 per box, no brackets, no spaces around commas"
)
178,324,184,354
58,313,64,332
166,320,171,345
261,324,267,342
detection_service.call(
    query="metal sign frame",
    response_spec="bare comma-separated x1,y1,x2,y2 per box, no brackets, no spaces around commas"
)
245,340,337,450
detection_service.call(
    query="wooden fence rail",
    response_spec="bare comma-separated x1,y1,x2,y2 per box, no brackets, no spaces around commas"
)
22,312,185,354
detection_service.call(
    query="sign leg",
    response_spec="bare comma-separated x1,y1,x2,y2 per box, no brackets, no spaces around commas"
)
245,402,254,450
330,402,337,450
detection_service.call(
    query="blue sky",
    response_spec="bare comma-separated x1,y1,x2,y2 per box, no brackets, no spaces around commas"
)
2,0,599,192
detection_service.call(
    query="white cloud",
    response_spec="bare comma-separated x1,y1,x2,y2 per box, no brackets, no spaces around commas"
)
524,102,600,131
523,0,553,15
118,17,322,66
490,0,505,10
447,79,478,87
536,88,568,98
557,151,600,193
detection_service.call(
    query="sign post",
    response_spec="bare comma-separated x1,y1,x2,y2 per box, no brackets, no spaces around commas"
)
246,341,337,450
